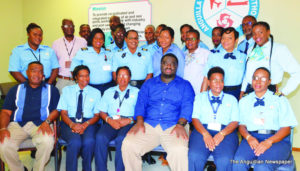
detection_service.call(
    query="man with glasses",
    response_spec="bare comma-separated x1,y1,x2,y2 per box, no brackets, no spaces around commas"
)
237,15,257,55
52,19,87,93
112,30,153,89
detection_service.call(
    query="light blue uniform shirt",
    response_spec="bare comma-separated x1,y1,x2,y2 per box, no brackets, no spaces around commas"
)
106,42,127,54
192,91,239,125
241,40,300,95
70,47,112,84
182,41,210,51
100,85,139,117
237,37,255,55
57,84,101,118
239,90,298,131
152,43,185,77
203,47,246,86
140,41,159,57
112,47,153,80
210,44,222,52
8,43,60,79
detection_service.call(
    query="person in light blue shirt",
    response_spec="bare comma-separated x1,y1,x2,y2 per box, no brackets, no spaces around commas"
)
112,30,153,89
202,27,246,100
8,23,59,84
58,65,101,171
180,24,209,51
240,21,300,97
210,27,223,52
71,28,114,95
95,66,139,171
237,15,257,55
106,24,127,54
233,67,298,171
189,67,239,171
140,25,159,57
152,26,185,77
104,15,121,47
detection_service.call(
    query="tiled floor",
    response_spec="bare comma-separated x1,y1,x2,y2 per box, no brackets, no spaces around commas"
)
3,150,300,170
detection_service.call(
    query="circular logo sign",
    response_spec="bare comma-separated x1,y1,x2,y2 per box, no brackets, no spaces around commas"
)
194,0,259,37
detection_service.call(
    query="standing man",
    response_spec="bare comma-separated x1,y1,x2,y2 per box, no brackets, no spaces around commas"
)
8,23,59,85
105,15,121,47
237,15,257,55
0,62,60,171
184,29,210,94
52,19,87,93
122,53,195,171
141,25,159,57
79,24,91,41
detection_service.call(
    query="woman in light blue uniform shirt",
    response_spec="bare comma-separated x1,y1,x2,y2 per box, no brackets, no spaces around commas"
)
71,28,114,95
95,66,139,171
57,65,101,171
233,67,297,171
240,21,300,98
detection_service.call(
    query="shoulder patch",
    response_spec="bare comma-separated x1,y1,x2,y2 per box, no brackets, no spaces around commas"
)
105,48,111,52
142,48,148,51
274,92,283,97
81,47,88,51
118,49,124,52
121,53,126,58
239,50,246,54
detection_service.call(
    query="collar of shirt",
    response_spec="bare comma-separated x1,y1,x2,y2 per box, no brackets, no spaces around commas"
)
251,89,272,102
24,81,47,89
155,75,180,85
24,42,46,51
63,36,76,44
246,37,255,44
74,84,91,94
158,43,177,55
87,46,106,54
208,90,224,98
115,84,132,93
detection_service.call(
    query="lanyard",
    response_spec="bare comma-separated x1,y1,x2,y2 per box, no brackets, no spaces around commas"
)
207,92,224,120
115,89,130,113
29,49,40,62
63,37,76,59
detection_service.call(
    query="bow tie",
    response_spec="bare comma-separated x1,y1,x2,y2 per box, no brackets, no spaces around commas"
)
211,96,222,104
224,53,236,59
254,98,265,107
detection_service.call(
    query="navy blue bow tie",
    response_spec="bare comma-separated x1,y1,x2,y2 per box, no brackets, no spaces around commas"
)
254,98,265,107
224,53,236,59
211,96,222,104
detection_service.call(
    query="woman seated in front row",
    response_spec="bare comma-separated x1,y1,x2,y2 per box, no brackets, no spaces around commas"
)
189,66,239,171
233,67,298,171
95,66,139,171
57,65,101,171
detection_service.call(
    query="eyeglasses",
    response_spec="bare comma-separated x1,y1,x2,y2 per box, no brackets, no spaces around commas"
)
252,76,268,82
127,37,138,40
186,37,197,41
242,21,253,27
63,25,74,29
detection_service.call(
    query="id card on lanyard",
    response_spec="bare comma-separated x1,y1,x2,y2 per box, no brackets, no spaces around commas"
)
63,38,76,68
207,93,224,131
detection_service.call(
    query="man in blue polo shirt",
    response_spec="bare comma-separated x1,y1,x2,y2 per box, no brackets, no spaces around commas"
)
0,62,60,171
122,53,195,171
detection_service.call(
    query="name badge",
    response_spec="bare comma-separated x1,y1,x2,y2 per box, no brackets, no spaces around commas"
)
207,122,221,131
103,65,111,71
65,61,71,68
112,115,120,120
254,117,264,125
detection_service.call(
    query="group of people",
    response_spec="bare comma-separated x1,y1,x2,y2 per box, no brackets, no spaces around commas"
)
0,14,299,171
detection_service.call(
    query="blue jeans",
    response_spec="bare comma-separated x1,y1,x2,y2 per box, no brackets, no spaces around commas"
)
233,133,291,171
188,127,238,171
95,123,133,171
61,119,96,171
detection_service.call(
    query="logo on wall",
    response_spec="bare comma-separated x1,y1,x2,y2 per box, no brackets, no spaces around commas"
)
194,0,259,37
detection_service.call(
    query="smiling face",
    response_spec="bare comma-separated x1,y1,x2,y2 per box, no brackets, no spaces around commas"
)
159,30,173,51
221,31,237,52
208,73,224,96
26,63,44,87
27,28,43,49
212,28,222,48
62,20,74,37
161,55,177,78
92,33,104,50
117,68,131,88
76,69,90,89
114,27,126,46
185,32,199,53
145,27,155,43
252,68,271,96
125,31,139,51
79,25,91,40
252,25,270,47
242,16,256,37
109,16,121,32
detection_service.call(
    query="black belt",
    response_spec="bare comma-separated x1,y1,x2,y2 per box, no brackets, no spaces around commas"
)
223,85,241,91
130,80,144,87
249,130,276,134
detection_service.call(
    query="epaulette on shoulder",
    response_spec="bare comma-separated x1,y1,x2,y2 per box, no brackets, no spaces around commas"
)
105,48,111,52
118,48,124,52
81,47,88,51
274,92,283,97
142,48,148,51
239,50,246,54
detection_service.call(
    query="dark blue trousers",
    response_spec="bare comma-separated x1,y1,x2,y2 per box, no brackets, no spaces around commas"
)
188,128,238,171
224,86,241,101
233,133,291,171
61,120,96,171
95,123,133,171
89,81,115,96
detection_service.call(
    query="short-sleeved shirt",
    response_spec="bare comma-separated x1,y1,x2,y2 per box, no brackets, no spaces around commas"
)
70,47,112,84
2,82,60,126
8,43,60,79
52,36,87,77
152,44,185,77
140,41,159,57
241,40,300,95
183,47,210,94
99,85,139,117
57,84,101,118
192,91,239,125
239,90,298,131
203,47,247,86
134,75,195,130
112,47,153,80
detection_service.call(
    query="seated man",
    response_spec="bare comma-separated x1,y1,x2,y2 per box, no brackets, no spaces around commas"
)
0,61,60,171
122,53,195,171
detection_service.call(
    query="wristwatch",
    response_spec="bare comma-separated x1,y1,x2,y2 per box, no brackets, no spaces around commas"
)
177,121,186,127
45,119,51,124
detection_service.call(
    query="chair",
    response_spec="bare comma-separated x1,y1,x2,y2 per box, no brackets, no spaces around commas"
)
54,120,67,171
